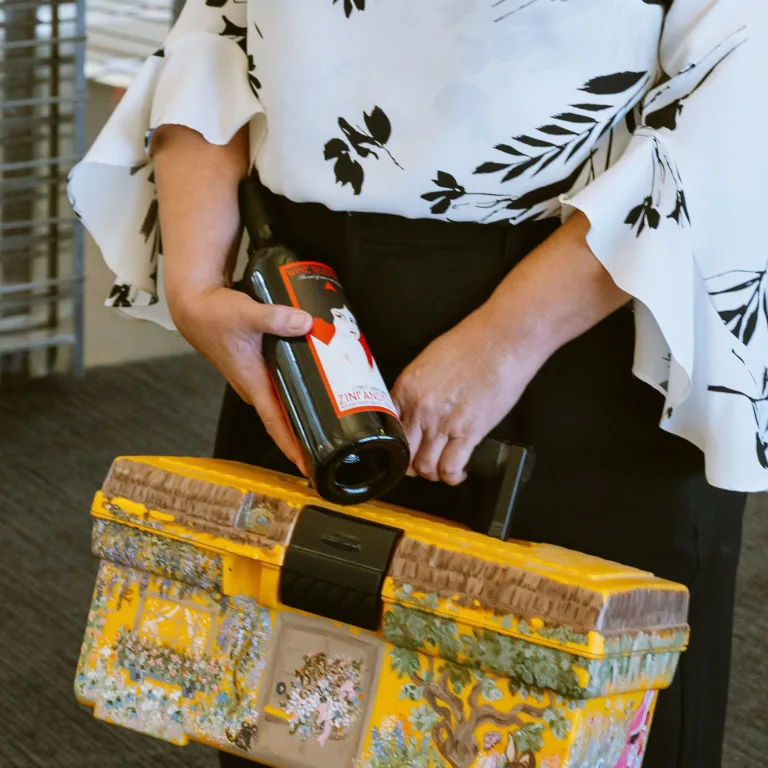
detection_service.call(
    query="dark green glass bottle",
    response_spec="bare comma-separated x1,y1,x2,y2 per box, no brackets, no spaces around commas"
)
238,177,411,505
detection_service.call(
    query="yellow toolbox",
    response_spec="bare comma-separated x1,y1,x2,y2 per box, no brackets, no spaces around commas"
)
76,455,688,768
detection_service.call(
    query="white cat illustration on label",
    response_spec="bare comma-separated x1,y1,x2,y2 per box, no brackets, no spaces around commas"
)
279,261,398,419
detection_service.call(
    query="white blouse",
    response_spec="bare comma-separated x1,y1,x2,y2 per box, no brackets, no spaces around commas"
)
68,0,768,492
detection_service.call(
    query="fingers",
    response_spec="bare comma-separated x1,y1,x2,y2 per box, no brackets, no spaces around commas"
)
403,424,424,478
246,301,313,338
243,365,307,475
410,432,449,482
240,305,310,471
436,437,473,486
394,379,472,484
256,395,307,475
410,434,473,485
170,284,310,473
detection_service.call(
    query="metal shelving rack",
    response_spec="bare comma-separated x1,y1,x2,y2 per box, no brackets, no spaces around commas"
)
0,0,86,383
85,0,172,89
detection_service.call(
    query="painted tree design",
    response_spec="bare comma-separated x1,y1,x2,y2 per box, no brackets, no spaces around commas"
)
383,592,576,768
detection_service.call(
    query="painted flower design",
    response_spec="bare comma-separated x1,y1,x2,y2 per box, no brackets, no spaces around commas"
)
77,562,272,748
362,718,442,767
115,628,225,698
280,651,365,744
93,520,223,592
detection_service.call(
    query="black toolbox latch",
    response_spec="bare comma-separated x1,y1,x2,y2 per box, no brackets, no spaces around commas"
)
280,505,403,631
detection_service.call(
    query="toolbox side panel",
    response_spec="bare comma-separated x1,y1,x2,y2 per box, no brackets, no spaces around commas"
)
75,560,273,750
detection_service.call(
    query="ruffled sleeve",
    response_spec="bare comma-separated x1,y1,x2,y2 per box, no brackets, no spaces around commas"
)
561,0,768,491
67,0,263,329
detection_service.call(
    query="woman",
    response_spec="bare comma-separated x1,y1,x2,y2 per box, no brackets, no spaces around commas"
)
68,1,766,766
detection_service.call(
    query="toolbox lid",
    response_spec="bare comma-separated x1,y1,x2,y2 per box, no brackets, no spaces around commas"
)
95,456,689,672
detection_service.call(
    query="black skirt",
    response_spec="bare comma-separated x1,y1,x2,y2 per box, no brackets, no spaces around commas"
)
215,189,745,768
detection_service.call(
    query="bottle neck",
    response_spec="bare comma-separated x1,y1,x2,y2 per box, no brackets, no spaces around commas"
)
253,221,279,250
239,177,280,250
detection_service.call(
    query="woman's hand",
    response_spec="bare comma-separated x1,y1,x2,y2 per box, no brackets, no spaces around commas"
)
152,124,314,471
169,285,313,471
391,306,546,486
391,210,630,486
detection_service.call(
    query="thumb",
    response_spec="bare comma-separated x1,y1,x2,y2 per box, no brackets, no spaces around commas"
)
247,302,313,338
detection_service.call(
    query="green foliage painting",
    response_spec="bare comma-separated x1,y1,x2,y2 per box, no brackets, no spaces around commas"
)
381,589,577,768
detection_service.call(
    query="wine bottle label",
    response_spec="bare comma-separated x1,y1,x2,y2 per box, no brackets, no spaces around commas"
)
279,261,400,420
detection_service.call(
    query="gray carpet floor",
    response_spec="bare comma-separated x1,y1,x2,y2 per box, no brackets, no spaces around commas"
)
0,354,765,768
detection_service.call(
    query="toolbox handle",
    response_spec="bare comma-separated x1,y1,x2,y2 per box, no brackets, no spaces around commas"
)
278,439,533,630
466,439,535,541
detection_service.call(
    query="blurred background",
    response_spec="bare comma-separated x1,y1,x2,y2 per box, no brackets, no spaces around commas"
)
0,0,188,381
0,2,766,767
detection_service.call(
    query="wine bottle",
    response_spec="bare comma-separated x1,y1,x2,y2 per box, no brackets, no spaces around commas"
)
238,177,411,505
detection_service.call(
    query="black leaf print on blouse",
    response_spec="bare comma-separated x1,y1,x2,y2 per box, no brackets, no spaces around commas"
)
325,141,364,195
582,72,648,96
217,16,262,96
624,138,688,236
658,353,672,394
645,63,719,132
324,107,401,195
474,72,645,179
421,173,467,216
424,154,593,221
247,22,264,95
107,284,133,309
334,0,365,17
492,0,569,22
126,163,161,304
625,106,638,135
246,56,262,96
709,350,768,469
493,0,668,21
707,264,768,346
140,189,160,248
625,197,660,234
645,27,747,130
220,15,247,54
65,169,83,221
422,71,648,221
